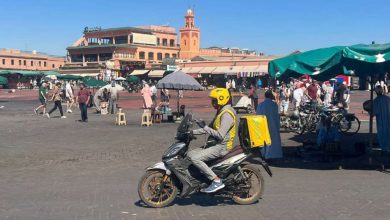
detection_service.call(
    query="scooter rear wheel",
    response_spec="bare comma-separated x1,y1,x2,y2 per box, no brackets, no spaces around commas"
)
138,170,178,208
232,164,264,205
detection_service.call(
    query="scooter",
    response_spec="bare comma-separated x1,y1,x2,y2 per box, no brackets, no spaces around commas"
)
137,113,272,208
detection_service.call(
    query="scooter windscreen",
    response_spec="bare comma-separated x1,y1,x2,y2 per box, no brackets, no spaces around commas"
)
176,113,192,140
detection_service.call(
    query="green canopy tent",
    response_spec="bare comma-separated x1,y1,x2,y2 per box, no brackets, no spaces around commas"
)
269,46,346,81
82,76,108,88
343,43,390,150
57,74,83,81
41,71,61,76
269,42,390,152
0,76,8,86
126,75,140,84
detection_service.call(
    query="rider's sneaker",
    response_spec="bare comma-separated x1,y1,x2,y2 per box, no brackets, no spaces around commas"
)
201,179,225,193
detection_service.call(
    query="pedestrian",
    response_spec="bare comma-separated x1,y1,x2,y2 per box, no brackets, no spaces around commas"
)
34,82,48,115
150,83,157,106
141,82,153,109
76,83,90,122
279,83,290,115
306,80,319,102
248,84,259,109
372,86,390,152
108,81,119,114
335,82,349,109
65,81,75,113
160,88,169,103
231,79,236,92
226,79,232,91
323,82,334,106
256,90,283,159
257,78,262,89
293,84,305,110
46,82,66,119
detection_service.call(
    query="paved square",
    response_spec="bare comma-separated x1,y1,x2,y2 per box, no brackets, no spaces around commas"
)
0,94,389,220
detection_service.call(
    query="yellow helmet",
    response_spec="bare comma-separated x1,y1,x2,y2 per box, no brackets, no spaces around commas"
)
209,88,230,106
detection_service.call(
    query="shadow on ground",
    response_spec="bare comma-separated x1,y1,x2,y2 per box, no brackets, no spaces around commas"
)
272,132,390,171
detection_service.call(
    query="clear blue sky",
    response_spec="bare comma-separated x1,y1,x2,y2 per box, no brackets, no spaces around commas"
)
1,0,389,56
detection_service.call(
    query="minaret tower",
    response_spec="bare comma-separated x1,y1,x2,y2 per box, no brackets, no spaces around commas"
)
179,9,200,60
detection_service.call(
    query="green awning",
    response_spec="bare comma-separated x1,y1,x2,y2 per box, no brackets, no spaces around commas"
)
269,44,390,80
269,46,345,80
41,71,61,76
0,70,43,77
126,75,140,83
0,76,8,85
57,74,83,80
82,76,108,88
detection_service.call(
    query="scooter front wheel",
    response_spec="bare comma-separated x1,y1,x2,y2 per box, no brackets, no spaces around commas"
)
138,170,178,208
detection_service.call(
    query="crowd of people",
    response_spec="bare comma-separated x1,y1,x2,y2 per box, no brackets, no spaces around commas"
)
33,80,121,122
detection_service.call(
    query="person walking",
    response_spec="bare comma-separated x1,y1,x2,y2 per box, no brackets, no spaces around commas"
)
34,82,48,115
76,83,90,122
65,81,75,113
46,82,66,119
108,81,119,114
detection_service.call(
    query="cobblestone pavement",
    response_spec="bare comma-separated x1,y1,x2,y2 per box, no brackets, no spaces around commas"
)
0,93,389,220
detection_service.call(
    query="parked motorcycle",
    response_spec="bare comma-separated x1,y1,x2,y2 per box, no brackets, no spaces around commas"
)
280,110,305,134
138,113,272,208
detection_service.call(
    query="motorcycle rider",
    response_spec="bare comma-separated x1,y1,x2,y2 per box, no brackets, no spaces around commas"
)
188,88,237,193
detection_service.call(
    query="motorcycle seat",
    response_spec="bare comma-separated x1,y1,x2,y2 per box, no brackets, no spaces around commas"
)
206,145,244,166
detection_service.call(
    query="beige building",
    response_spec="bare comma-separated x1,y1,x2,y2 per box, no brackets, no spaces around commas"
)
0,49,65,71
63,9,264,78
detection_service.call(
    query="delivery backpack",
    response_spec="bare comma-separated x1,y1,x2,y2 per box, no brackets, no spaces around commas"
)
238,115,272,151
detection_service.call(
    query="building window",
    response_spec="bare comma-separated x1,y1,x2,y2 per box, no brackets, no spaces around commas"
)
184,40,186,46
11,59,14,65
44,61,47,67
148,52,154,60
162,38,167,46
2,59,5,65
31,61,34,66
52,64,55,68
164,53,170,59
70,54,82,62
157,38,160,46
101,37,113,44
157,53,163,61
100,53,113,61
87,37,99,45
39,61,41,66
170,39,175,47
139,51,145,59
19,60,21,65
114,36,128,44
23,60,26,66
85,54,98,62
172,54,177,58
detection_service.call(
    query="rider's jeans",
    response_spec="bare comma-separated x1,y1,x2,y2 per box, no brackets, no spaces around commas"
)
187,145,228,180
